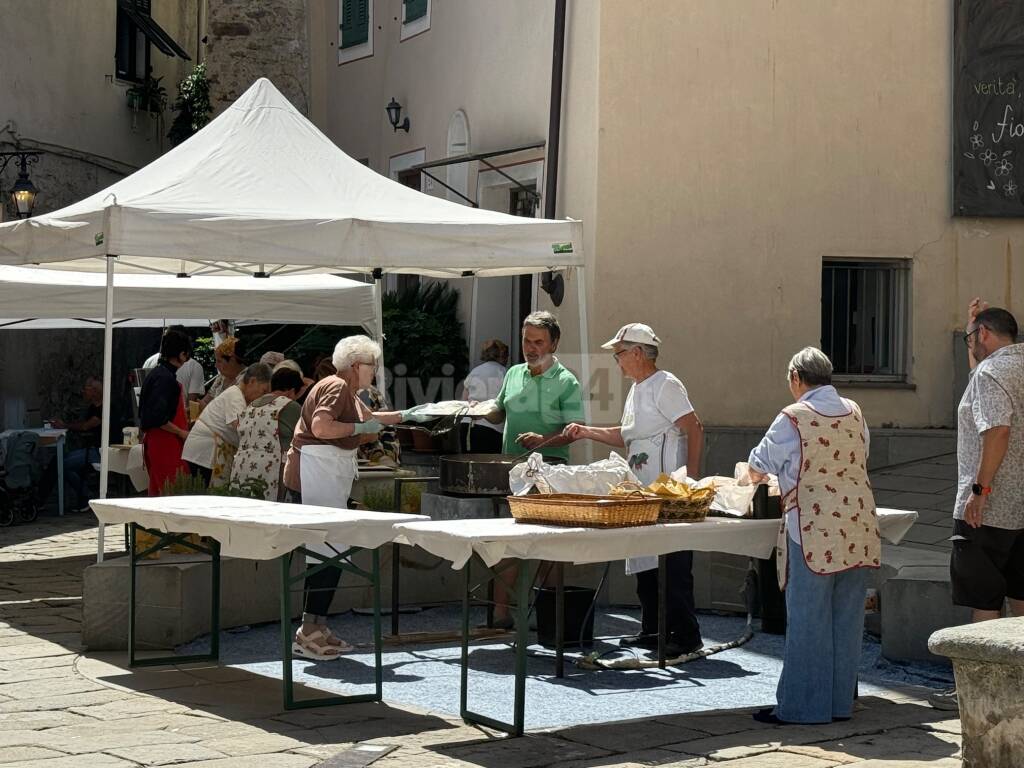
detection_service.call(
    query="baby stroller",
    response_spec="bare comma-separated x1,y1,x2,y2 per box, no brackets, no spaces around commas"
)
0,431,40,526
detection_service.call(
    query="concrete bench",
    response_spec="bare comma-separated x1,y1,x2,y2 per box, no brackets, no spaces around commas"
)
875,546,971,662
929,617,1024,768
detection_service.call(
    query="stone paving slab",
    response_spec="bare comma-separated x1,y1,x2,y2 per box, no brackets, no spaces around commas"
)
106,743,231,765
0,746,68,764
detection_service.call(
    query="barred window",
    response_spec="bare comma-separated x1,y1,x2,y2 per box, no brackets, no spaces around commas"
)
821,259,911,381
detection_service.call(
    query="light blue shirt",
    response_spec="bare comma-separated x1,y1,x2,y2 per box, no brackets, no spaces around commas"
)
748,385,870,540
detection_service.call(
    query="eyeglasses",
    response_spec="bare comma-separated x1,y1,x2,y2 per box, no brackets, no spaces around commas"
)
963,327,982,347
356,359,380,373
612,346,637,362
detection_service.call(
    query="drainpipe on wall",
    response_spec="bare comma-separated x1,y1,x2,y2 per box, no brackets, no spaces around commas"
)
540,0,567,306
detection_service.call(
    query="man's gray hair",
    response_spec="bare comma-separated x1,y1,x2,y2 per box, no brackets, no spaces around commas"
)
787,346,833,386
240,362,273,385
523,310,561,344
333,334,382,372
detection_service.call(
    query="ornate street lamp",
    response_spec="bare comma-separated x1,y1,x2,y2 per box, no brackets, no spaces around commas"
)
385,98,410,133
0,151,41,219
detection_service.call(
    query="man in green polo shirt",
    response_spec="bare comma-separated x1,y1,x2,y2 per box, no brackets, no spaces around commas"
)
474,310,585,628
478,310,584,460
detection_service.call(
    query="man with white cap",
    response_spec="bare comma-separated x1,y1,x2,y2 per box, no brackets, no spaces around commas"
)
564,323,705,656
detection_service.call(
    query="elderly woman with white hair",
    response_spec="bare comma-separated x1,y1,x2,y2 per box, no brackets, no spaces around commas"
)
745,346,879,725
282,335,390,660
281,336,430,660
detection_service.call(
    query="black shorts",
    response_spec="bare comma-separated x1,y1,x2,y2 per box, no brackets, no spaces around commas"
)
950,519,1024,611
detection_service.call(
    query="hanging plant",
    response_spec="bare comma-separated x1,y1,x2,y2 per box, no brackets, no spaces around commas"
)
126,74,167,116
168,62,213,145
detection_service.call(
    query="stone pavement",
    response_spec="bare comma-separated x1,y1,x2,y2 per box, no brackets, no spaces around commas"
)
0,517,962,767
869,453,957,555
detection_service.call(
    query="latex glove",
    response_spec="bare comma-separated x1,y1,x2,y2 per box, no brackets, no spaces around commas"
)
401,406,435,423
352,419,382,435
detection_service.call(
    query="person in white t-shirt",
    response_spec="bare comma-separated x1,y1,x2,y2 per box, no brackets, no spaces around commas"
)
143,326,207,401
182,363,271,485
460,339,509,453
564,323,705,657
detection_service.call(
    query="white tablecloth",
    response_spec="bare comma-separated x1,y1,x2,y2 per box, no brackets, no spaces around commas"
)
102,446,149,492
393,508,919,569
90,496,427,560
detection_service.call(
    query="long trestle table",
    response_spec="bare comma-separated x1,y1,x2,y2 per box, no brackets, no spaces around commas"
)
90,495,426,710
393,508,919,736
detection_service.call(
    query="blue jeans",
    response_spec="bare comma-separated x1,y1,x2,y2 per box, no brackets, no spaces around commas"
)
775,536,867,723
38,447,99,509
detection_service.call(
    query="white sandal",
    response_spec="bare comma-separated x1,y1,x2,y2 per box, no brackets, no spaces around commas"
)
292,628,347,661
321,626,355,652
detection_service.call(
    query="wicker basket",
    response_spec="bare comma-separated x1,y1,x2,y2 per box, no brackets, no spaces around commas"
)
612,481,714,522
659,492,713,522
507,492,663,528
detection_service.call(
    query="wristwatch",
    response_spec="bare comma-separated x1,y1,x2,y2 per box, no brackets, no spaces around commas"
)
971,483,993,496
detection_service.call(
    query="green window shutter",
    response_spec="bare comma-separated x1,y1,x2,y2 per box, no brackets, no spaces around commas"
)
340,0,369,49
404,0,427,23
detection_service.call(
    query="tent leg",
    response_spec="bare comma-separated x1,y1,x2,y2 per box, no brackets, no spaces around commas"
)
97,255,116,563
575,266,593,463
469,276,479,365
372,276,387,396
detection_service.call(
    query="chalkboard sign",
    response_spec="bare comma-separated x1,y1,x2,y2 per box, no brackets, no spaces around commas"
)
954,0,1024,217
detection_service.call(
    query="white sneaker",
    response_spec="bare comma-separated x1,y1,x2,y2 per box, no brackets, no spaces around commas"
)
927,688,959,711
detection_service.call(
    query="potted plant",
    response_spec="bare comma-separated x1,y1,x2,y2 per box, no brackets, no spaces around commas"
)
382,282,469,451
126,74,167,116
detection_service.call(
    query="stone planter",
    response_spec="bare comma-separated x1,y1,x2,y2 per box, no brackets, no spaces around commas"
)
928,616,1024,768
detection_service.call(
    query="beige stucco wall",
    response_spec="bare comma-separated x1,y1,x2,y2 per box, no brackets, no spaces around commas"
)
595,0,1024,430
0,0,196,214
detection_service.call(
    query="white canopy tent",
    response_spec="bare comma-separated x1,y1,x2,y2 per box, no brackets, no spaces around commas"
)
0,266,379,333
0,78,589,559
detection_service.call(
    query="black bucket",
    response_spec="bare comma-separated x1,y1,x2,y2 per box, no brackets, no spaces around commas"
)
533,585,596,648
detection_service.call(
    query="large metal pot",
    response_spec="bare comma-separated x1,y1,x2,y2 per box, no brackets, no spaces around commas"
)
439,453,566,496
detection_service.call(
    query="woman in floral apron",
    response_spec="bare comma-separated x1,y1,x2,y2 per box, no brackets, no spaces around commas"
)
565,323,705,656
231,365,305,501
746,347,879,725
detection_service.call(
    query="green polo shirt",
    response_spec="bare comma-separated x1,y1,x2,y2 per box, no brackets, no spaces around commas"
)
495,361,585,460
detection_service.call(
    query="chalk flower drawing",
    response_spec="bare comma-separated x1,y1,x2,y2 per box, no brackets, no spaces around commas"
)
971,134,985,149
980,148,998,165
1005,180,1018,197
996,159,1014,176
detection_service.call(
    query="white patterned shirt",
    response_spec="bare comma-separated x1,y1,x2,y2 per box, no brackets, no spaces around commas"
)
955,343,1024,529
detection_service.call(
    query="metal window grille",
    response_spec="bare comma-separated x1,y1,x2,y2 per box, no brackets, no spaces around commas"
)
820,259,910,380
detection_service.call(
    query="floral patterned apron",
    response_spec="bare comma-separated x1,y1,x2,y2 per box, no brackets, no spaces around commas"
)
776,401,880,589
231,395,291,500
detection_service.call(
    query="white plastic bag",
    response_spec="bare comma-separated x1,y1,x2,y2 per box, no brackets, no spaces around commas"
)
669,465,756,517
509,452,637,496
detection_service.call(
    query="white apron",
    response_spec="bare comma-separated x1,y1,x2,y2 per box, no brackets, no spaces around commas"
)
298,443,358,563
623,430,686,574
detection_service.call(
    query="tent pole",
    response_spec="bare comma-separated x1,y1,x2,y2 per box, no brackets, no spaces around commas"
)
469,277,479,366
575,266,593,463
97,255,116,563
373,275,386,396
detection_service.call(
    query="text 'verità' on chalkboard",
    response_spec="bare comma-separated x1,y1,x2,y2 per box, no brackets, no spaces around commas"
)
973,77,1018,96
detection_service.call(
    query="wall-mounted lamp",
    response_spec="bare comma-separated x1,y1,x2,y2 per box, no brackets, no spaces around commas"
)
386,98,410,133
0,151,41,219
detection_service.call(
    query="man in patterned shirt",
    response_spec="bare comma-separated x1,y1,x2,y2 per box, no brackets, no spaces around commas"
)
931,299,1024,711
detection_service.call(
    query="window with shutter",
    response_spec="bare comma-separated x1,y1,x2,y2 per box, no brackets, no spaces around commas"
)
404,0,427,23
400,0,429,41
340,0,370,49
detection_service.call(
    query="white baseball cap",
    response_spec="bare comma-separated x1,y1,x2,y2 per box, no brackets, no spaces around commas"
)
600,323,661,349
